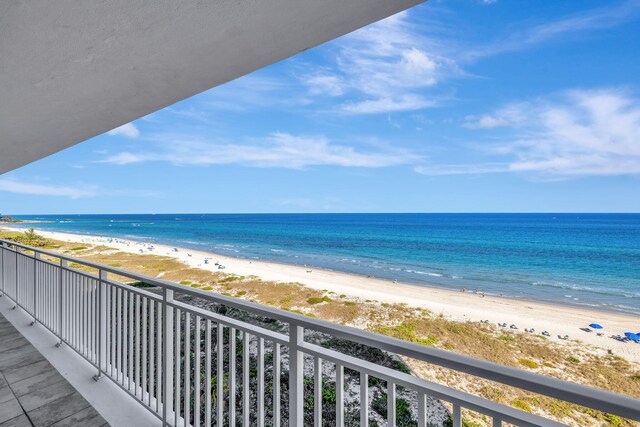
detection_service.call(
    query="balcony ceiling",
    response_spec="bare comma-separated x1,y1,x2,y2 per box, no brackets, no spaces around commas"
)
0,0,423,174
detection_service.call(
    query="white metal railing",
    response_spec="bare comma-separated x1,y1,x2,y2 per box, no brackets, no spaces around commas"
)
0,238,638,427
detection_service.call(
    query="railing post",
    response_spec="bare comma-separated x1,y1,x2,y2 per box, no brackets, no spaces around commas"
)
30,252,40,325
0,241,4,297
452,403,462,427
95,269,107,381
289,322,304,427
13,245,18,309
56,259,67,347
162,288,174,426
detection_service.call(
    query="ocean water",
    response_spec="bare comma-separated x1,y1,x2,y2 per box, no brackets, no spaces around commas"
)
8,213,640,315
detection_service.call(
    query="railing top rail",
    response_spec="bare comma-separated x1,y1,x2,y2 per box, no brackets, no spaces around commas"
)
1,238,638,421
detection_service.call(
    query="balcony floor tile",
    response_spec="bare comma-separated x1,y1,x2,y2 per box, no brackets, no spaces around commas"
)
0,313,108,427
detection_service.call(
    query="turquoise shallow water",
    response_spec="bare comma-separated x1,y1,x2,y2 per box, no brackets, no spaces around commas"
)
9,213,640,315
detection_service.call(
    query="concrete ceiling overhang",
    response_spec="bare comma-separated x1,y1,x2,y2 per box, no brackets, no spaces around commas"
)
0,0,424,174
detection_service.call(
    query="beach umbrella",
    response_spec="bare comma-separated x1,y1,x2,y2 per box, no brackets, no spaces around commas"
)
624,332,640,341
589,323,603,329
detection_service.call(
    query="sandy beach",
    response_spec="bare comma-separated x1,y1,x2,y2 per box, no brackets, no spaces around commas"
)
3,226,639,363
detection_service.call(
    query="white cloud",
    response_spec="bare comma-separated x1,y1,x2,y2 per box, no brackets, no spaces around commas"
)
0,180,97,199
464,115,509,129
100,132,423,169
301,11,457,114
342,95,436,114
464,104,528,129
441,88,640,177
205,75,299,111
504,89,640,175
107,123,140,138
304,74,345,97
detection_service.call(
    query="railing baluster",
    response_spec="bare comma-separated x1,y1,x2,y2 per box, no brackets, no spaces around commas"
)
32,252,38,324
174,309,181,427
91,277,95,360
149,298,155,408
136,293,141,396
162,288,174,426
129,289,134,391
111,286,116,378
14,247,18,308
217,323,224,426
0,243,4,296
229,327,236,427
360,372,368,427
257,337,264,427
452,403,462,427
142,296,148,403
194,315,201,427
75,273,80,349
242,331,250,427
156,300,163,415
314,357,322,427
273,342,280,427
388,381,396,427
205,319,212,427
184,312,191,426
83,276,87,355
417,392,426,427
124,288,128,383
117,287,123,382
336,364,344,427
58,259,66,345
97,270,107,379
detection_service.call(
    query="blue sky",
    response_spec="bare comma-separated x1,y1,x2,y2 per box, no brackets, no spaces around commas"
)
2,0,640,214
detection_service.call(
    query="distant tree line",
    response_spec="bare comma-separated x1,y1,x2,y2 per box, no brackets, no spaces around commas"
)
0,213,18,222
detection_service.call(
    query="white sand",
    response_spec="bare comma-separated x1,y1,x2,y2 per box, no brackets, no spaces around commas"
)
4,226,639,363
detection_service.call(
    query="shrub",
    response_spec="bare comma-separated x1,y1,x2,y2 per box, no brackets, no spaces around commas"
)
130,281,154,288
518,358,539,369
511,399,532,413
307,296,332,305
371,395,414,425
567,356,580,364
374,322,438,347
603,413,625,427
180,280,192,285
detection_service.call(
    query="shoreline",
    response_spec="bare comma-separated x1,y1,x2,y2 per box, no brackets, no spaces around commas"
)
3,225,639,362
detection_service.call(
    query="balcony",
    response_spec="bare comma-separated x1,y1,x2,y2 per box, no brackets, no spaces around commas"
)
0,238,638,427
